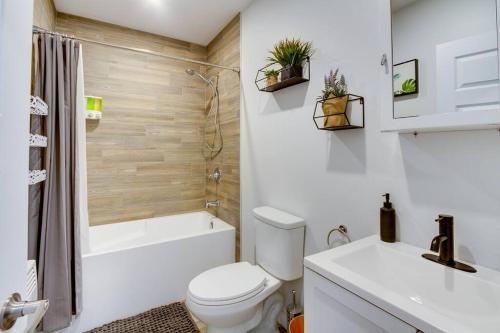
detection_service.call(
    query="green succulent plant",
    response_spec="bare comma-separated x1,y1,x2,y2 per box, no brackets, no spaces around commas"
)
267,38,314,67
319,68,348,100
264,69,279,77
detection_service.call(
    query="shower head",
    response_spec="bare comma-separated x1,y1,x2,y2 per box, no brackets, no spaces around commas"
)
185,68,212,85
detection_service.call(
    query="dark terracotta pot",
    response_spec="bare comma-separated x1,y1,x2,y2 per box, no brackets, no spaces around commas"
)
281,65,303,81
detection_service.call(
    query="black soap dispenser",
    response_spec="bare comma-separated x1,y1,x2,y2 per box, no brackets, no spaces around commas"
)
380,193,396,243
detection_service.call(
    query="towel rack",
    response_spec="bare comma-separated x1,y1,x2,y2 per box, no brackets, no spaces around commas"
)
29,96,48,186
327,225,351,248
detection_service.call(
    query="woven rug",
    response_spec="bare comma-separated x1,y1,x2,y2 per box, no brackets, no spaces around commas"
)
85,302,200,333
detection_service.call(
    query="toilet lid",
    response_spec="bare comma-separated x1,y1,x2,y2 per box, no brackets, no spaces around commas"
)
188,262,267,304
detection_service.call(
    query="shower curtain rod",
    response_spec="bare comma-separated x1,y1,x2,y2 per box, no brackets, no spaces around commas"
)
32,26,240,73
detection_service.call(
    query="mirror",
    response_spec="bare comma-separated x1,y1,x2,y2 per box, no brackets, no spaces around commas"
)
391,0,499,119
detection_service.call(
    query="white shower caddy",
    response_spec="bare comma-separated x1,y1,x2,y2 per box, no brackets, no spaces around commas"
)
29,134,47,148
28,96,48,185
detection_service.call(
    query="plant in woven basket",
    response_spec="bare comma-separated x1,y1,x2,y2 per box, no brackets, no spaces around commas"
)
267,38,314,80
264,68,280,87
319,68,349,128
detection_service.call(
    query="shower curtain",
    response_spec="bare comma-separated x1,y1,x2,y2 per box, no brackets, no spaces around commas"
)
29,32,85,332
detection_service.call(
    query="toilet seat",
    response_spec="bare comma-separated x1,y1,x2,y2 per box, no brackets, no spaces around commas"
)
188,262,268,306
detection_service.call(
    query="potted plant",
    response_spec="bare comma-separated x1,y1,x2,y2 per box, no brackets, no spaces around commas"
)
267,38,314,81
319,69,348,127
264,69,280,87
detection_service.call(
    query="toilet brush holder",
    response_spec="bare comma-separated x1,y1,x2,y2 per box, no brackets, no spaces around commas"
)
286,290,302,332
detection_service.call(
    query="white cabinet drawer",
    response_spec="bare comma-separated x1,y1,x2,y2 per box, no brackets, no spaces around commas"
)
304,268,419,333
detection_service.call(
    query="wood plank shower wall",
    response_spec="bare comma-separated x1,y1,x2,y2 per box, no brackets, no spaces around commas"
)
55,13,240,252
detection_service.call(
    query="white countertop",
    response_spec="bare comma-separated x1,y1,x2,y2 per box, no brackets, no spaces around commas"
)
304,235,500,333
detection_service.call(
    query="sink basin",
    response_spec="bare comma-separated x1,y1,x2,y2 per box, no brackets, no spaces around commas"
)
304,235,500,333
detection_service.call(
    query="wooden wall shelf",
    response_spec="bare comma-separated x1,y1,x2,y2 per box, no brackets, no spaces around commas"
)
255,57,310,92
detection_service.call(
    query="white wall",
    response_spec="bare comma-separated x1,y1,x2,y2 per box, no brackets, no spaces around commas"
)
392,0,496,117
241,0,500,314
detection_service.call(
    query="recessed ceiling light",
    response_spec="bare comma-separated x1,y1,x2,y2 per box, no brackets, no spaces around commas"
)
147,0,165,8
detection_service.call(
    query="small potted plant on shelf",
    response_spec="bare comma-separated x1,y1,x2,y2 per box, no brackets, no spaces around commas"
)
268,38,314,81
319,68,348,127
264,69,280,87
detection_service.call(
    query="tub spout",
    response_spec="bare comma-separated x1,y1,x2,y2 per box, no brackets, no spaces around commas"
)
205,200,221,208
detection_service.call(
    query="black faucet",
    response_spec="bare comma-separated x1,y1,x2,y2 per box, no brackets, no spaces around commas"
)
422,214,477,273
430,215,454,263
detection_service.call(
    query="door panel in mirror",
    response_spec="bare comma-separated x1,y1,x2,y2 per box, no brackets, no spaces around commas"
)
436,32,499,113
391,0,498,119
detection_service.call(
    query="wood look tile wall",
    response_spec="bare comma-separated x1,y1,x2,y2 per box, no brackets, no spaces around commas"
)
205,15,241,260
48,11,240,257
33,0,56,30
56,14,210,226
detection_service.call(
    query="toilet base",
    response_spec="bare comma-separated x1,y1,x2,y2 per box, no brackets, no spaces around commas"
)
249,292,284,333
205,292,284,333
206,304,262,333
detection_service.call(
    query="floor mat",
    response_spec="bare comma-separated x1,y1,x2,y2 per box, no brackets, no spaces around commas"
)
85,302,200,333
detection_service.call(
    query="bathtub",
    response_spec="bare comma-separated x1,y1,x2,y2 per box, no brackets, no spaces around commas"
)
63,211,235,332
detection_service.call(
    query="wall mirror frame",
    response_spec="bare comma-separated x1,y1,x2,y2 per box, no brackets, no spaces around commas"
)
380,0,500,133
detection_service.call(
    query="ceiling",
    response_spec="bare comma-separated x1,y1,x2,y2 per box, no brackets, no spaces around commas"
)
53,0,253,45
391,0,418,12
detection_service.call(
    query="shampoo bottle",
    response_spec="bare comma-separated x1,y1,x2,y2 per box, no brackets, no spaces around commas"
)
380,193,396,242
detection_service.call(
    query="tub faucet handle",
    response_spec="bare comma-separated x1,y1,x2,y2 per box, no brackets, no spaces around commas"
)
207,168,222,184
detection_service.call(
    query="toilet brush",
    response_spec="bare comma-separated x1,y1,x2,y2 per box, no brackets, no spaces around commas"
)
286,290,303,331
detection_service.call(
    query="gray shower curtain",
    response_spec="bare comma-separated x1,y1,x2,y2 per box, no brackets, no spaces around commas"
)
29,33,82,332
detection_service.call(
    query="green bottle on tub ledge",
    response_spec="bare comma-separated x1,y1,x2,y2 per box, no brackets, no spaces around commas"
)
86,95,102,119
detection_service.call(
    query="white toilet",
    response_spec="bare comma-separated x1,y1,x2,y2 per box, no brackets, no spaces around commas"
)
186,206,305,333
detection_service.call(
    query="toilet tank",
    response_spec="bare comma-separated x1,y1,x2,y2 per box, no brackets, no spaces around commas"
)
253,206,305,281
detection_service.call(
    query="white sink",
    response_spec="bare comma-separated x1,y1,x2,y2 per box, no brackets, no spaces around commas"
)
304,235,500,333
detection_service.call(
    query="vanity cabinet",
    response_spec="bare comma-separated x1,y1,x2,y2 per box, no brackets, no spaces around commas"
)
304,268,419,333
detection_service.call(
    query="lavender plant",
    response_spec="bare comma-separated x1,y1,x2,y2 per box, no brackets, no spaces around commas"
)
320,68,348,100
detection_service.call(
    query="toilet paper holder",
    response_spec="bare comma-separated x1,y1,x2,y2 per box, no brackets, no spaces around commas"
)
0,293,49,331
